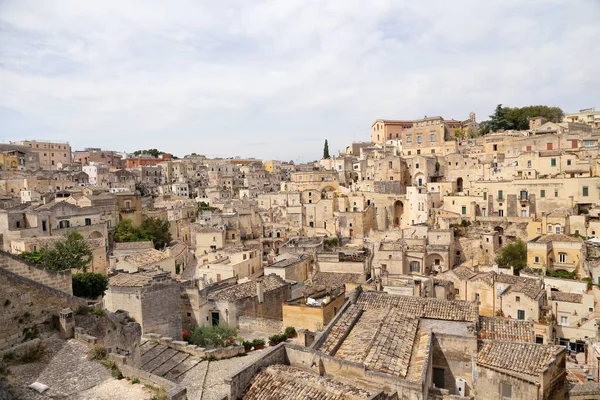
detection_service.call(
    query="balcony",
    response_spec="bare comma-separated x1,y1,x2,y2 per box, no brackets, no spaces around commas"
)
120,207,137,213
549,262,576,272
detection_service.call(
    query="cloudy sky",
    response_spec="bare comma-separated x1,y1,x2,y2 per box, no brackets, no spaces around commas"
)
1,0,598,161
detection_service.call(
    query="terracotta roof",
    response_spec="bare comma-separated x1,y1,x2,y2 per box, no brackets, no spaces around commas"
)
123,249,170,267
109,270,169,287
551,292,583,303
477,341,563,376
321,307,421,379
532,234,583,244
355,291,478,322
478,316,533,342
305,272,365,291
448,266,477,281
209,275,288,302
243,365,375,399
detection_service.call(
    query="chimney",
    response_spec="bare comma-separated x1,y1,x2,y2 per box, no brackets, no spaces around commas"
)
256,280,264,304
413,279,422,297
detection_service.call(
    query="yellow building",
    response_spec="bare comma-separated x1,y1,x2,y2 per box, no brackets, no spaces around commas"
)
527,234,585,275
0,153,19,172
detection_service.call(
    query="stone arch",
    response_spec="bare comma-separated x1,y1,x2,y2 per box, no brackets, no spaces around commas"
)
494,226,504,245
457,177,464,193
425,253,445,273
89,231,104,239
414,172,426,187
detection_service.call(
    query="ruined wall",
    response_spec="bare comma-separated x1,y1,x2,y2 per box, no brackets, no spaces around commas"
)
0,251,72,294
238,315,282,335
0,267,86,351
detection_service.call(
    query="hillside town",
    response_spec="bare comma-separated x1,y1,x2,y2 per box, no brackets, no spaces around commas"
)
3,105,600,400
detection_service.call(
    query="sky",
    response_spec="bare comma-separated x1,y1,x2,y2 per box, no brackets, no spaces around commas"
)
1,0,599,162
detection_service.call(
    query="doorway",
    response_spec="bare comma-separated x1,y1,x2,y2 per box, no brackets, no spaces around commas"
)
211,312,220,327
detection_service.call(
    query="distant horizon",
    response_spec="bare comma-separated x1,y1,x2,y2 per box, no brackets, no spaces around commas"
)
1,1,598,161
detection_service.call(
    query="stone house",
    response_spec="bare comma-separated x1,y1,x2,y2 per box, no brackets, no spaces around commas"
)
527,234,586,275
206,274,291,328
103,270,182,340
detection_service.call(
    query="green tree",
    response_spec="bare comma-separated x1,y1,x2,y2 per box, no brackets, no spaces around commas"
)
139,217,172,249
114,219,142,243
19,231,92,272
495,239,527,275
113,217,172,249
323,139,330,159
72,273,109,299
480,104,564,134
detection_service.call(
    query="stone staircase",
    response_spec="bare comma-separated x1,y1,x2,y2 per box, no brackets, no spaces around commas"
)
140,339,202,381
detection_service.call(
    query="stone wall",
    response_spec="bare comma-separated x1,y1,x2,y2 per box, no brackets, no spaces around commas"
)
431,333,477,396
0,267,86,351
238,315,282,334
0,250,72,294
140,282,183,340
225,344,288,400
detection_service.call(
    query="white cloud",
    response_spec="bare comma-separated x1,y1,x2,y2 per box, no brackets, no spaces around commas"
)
0,0,599,160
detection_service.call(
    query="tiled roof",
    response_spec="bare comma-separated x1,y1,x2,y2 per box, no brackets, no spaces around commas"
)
243,365,375,399
477,341,563,376
124,249,170,267
109,270,168,287
114,241,154,250
568,383,600,396
323,307,420,379
209,275,288,302
551,292,583,303
478,317,533,342
452,266,477,280
532,234,583,244
356,291,478,322
305,272,365,291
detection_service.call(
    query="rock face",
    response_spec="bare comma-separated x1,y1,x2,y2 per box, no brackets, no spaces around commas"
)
75,311,142,367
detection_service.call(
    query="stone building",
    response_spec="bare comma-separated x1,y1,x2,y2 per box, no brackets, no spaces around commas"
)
103,270,182,340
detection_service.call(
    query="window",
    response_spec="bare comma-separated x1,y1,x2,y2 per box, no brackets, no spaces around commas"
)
516,296,520,302
540,189,545,198
85,218,91,226
555,190,558,197
431,149,435,153
527,160,532,168
551,158,556,167
212,236,216,242
498,210,504,217
406,136,412,143
556,226,561,234
416,135,422,143
534,256,540,264
536,228,541,233
455,289,459,295
409,261,420,273
583,186,589,196
483,192,487,200
429,133,436,142
461,206,466,215
497,190,503,200
517,310,525,320
583,140,595,147
560,316,568,325
389,161,393,169
559,253,567,263
475,293,480,301
500,382,512,399
567,159,572,166
493,144,498,151
415,163,419,169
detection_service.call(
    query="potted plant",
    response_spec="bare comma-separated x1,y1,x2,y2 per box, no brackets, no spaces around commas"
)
252,339,265,350
242,340,253,353
269,334,287,346
284,326,296,338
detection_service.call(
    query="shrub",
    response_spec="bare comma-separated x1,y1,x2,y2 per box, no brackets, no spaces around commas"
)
188,324,238,348
284,327,296,337
583,277,594,290
242,340,253,351
22,327,39,342
131,378,140,384
20,343,46,363
252,339,265,348
268,334,288,346
91,307,106,317
72,273,109,299
546,270,577,280
101,360,123,379
89,345,107,360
